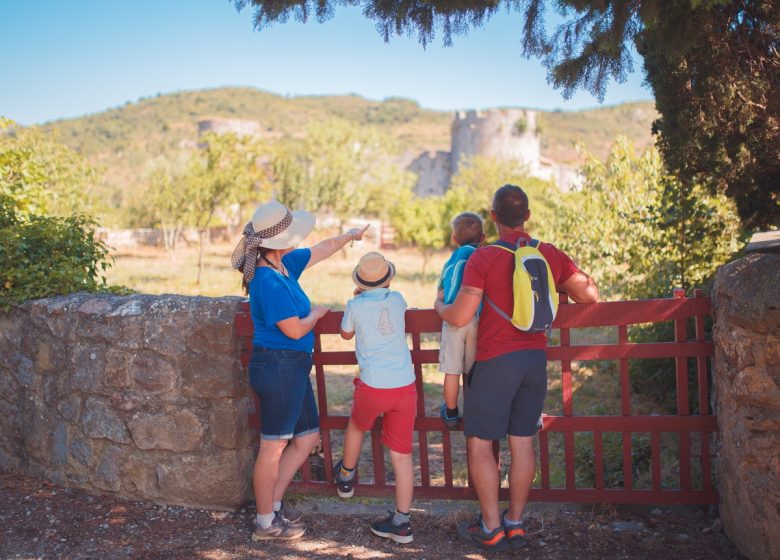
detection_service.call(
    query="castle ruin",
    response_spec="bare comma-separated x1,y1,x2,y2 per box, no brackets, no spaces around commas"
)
409,108,581,196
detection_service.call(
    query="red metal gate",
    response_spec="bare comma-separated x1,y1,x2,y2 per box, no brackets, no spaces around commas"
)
235,289,716,504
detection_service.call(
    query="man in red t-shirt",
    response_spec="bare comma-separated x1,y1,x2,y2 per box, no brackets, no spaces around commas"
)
435,184,598,551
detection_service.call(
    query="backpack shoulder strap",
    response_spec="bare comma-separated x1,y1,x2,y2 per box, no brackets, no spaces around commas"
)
492,239,516,254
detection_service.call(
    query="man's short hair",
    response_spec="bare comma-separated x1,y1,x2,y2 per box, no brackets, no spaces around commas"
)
451,212,484,245
492,184,529,228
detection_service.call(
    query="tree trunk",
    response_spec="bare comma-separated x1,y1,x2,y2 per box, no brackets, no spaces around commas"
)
196,229,205,286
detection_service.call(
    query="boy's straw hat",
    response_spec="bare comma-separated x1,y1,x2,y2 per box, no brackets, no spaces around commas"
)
352,252,396,291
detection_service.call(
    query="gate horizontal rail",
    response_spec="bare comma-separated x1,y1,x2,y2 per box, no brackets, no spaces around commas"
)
236,289,717,505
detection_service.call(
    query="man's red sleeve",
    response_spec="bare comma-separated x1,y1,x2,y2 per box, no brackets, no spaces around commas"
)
461,251,485,290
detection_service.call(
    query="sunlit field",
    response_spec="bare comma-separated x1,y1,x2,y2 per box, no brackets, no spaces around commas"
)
106,240,449,310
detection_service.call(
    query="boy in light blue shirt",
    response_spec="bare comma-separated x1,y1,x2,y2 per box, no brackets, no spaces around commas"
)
437,212,485,429
335,252,417,544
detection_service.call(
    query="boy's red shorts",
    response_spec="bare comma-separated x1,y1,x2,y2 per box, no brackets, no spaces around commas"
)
350,378,417,454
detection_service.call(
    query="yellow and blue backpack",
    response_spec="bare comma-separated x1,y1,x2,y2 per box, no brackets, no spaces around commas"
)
485,238,558,333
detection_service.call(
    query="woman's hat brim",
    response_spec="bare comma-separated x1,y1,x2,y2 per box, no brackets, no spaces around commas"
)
352,260,396,290
259,210,316,249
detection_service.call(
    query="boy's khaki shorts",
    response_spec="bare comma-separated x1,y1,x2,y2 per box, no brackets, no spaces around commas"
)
439,315,479,375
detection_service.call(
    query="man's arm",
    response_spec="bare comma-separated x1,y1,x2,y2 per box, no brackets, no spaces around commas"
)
434,285,482,327
558,271,599,303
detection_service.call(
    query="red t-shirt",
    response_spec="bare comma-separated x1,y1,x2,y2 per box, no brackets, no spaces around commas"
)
462,231,580,361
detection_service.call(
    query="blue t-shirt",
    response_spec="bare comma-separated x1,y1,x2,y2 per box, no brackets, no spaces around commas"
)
340,288,415,389
249,248,313,352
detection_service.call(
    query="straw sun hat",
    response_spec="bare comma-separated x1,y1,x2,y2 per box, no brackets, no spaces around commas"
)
352,252,396,291
231,200,315,285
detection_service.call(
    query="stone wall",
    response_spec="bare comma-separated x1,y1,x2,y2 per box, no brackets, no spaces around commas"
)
712,253,780,560
0,294,257,510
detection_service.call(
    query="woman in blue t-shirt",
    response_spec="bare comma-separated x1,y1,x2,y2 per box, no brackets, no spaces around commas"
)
231,200,368,542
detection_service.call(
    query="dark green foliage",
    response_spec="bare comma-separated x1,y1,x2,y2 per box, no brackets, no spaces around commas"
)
574,432,652,489
0,197,115,310
639,1,780,230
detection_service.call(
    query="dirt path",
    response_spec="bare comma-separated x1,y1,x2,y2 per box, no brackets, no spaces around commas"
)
0,471,742,559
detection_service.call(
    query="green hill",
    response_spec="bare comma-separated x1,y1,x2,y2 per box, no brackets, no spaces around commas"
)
38,87,657,224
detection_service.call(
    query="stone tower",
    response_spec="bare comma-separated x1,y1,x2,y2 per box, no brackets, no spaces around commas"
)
450,109,541,176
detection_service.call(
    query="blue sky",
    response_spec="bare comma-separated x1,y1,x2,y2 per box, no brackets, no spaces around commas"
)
0,1,653,125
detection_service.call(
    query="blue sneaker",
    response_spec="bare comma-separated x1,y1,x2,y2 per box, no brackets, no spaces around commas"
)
439,403,460,430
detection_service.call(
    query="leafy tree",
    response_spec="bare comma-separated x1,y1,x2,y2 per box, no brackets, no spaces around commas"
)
447,155,557,240
233,0,779,229
186,131,260,284
1,120,96,218
0,119,116,309
145,154,193,256
389,188,447,275
551,137,744,301
638,1,780,230
273,119,415,228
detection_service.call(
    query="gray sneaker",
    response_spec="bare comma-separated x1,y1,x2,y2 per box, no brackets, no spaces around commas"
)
278,500,303,526
252,512,306,541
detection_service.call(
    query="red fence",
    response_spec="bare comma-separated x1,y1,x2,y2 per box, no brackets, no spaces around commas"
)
235,289,717,505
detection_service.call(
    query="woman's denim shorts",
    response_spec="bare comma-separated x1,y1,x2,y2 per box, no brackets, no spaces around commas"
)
248,348,320,440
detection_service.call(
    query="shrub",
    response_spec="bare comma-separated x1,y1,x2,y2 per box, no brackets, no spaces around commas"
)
0,196,115,310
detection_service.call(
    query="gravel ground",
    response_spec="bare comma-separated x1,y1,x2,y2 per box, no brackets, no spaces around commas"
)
0,471,743,559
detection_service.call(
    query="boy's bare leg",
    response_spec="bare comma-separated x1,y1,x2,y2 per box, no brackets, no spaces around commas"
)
389,450,413,513
253,439,288,515
342,419,365,469
506,435,536,522
273,432,320,502
443,374,461,410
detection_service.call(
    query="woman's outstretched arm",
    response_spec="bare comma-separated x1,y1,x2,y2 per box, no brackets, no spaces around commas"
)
306,224,370,269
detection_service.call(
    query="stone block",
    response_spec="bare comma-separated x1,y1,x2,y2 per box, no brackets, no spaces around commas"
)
35,340,54,373
82,397,130,444
186,317,237,355
127,410,205,452
22,397,55,464
69,345,106,393
69,437,94,467
129,353,177,394
732,366,780,408
179,353,245,398
16,356,33,388
53,422,69,465
211,400,240,449
104,349,132,388
120,456,160,499
57,394,82,422
0,370,19,402
94,445,122,492
156,451,249,508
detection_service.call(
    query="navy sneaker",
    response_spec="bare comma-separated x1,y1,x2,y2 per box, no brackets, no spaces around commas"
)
502,510,527,549
369,512,414,544
334,460,355,499
439,403,460,430
456,515,509,551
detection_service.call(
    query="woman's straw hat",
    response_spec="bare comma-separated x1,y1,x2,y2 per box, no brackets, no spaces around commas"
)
248,200,315,250
352,252,396,291
231,201,315,287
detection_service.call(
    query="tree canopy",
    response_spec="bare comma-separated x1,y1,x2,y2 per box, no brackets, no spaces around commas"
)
233,0,779,229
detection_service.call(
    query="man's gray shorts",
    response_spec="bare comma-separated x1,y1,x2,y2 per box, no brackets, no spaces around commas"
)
463,349,547,439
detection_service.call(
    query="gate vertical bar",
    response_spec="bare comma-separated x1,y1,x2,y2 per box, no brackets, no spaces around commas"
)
673,289,692,490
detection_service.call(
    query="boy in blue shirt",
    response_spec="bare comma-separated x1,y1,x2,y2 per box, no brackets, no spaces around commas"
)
438,212,485,429
335,252,417,544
